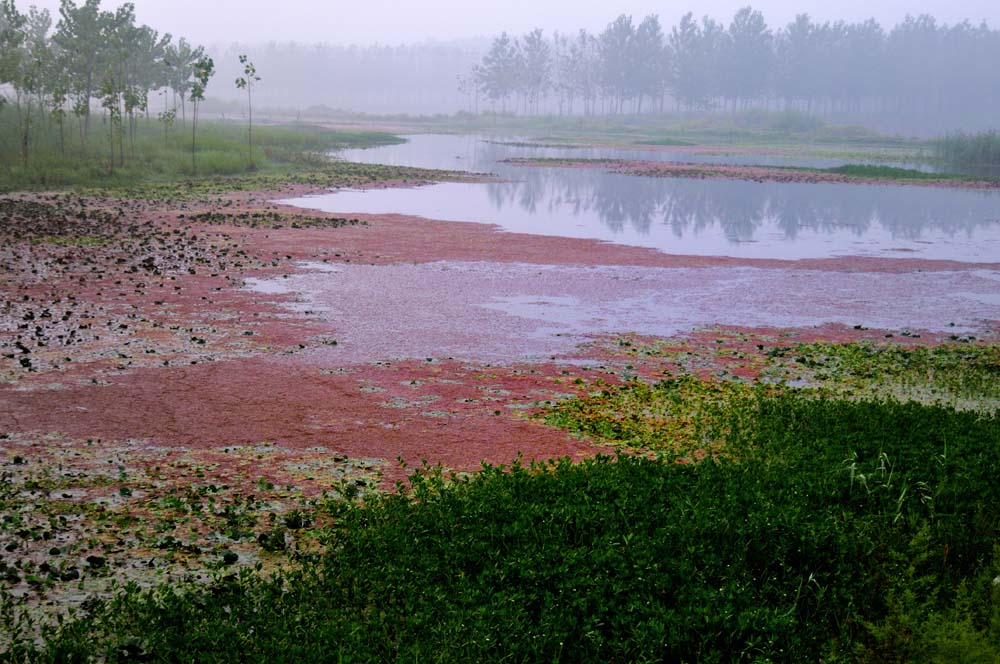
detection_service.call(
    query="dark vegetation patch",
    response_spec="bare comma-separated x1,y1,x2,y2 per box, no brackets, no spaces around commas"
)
179,211,366,230
934,130,1000,168
822,164,954,180
635,137,697,146
79,158,464,203
0,191,376,381
4,393,998,662
0,195,276,378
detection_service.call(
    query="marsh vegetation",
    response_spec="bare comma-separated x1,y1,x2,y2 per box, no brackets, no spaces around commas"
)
3,336,998,661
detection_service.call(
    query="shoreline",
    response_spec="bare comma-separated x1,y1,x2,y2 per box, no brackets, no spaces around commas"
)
502,157,1000,190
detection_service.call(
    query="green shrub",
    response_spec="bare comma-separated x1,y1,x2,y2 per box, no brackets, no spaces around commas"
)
15,395,998,662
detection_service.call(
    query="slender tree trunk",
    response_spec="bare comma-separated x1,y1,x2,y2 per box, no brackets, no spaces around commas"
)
163,92,169,148
118,98,125,169
83,77,92,140
108,113,114,176
16,93,31,169
248,84,254,167
78,112,85,153
21,111,29,169
191,102,198,173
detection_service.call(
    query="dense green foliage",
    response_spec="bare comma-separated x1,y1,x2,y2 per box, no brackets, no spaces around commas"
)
5,392,998,662
934,131,1000,167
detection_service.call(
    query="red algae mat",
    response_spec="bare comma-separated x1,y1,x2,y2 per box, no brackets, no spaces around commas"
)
2,187,1000,487
246,260,1000,364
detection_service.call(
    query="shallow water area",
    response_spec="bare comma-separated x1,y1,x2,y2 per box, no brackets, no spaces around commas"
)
282,134,1000,262
246,261,1000,364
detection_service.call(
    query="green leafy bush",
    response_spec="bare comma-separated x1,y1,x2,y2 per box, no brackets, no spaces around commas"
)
11,394,997,662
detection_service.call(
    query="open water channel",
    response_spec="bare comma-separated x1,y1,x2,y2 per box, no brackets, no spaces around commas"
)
282,134,1000,262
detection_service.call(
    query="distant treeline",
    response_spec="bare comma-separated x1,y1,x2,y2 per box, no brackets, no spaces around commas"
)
467,9,1000,131
4,1,998,137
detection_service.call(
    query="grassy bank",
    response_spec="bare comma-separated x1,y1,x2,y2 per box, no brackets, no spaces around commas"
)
0,110,404,193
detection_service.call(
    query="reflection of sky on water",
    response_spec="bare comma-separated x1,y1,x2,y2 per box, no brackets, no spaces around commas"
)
286,135,1000,261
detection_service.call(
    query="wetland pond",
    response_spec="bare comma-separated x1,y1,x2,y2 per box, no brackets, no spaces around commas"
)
259,134,1000,361
282,134,1000,262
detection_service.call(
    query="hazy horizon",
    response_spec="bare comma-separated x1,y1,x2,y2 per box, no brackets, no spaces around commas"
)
23,0,1000,48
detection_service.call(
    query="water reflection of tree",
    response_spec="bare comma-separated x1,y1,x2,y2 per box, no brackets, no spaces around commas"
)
345,136,997,243
485,166,998,241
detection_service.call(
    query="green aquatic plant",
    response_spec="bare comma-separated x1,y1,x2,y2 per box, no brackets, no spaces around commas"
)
8,395,998,662
764,342,1000,411
543,375,759,455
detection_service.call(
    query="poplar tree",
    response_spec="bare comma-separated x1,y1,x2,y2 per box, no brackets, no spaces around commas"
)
189,55,214,172
235,54,260,168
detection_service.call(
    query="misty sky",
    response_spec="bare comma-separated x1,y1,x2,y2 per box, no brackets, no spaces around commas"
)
27,0,1000,46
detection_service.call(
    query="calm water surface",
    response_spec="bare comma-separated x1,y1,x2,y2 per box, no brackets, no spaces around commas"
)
282,135,1000,262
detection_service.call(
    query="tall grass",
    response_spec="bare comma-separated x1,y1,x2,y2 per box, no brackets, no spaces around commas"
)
0,108,402,192
934,130,1000,167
